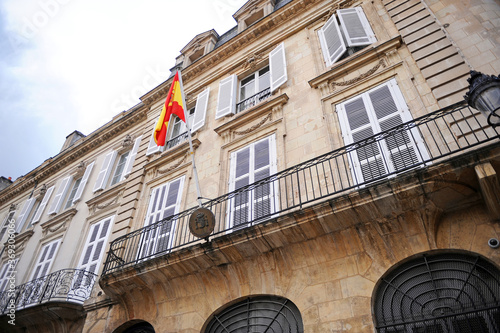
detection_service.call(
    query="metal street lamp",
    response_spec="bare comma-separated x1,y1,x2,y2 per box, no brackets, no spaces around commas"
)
464,70,500,127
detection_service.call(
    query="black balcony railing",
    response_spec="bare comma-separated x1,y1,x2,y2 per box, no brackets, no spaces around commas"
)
236,88,272,114
0,268,97,314
166,131,189,149
102,102,500,275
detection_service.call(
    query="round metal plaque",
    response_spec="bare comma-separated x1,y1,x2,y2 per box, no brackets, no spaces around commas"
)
189,207,215,239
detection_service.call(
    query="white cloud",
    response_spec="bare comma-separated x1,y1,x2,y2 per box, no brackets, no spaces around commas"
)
0,0,243,179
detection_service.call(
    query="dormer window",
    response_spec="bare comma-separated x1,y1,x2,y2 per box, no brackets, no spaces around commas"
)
180,30,219,67
233,0,275,33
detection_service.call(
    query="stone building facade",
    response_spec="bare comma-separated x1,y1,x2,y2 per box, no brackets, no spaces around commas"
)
1,0,500,332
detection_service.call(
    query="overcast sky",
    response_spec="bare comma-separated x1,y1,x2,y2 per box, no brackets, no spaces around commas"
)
0,0,244,180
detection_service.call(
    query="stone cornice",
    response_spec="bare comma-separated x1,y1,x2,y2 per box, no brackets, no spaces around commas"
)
308,36,403,89
86,182,127,219
41,208,77,239
140,0,324,107
0,106,148,206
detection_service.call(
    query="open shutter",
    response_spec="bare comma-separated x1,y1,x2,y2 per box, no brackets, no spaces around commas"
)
47,176,73,215
269,43,288,93
0,259,18,292
0,211,15,241
72,162,94,204
16,197,36,233
93,151,117,192
191,88,210,132
78,216,113,274
32,185,54,224
338,7,376,46
122,135,143,179
31,239,60,280
146,133,164,155
318,14,346,67
229,146,251,228
215,75,237,119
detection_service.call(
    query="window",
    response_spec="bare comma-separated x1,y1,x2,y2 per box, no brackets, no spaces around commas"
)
15,197,37,233
228,135,278,229
215,43,287,119
318,7,376,67
0,259,18,292
336,79,428,184
238,66,271,113
0,210,15,242
93,135,142,192
138,176,185,259
205,295,304,333
77,216,113,275
30,238,61,280
146,88,210,155
64,177,82,210
373,252,500,332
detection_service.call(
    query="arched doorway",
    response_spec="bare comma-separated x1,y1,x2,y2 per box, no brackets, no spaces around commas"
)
113,320,155,333
373,251,500,332
204,295,303,333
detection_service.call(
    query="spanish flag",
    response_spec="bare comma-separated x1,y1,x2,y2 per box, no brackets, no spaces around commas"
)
154,71,186,146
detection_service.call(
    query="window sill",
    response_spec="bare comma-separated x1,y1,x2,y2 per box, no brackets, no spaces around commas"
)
308,36,402,92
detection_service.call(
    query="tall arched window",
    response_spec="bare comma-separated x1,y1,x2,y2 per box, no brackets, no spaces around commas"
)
373,251,500,332
204,295,303,333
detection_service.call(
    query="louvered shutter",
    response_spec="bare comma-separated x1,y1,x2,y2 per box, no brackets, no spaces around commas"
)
269,43,288,93
72,162,94,204
146,133,164,155
338,7,376,46
140,177,184,259
122,135,143,179
191,88,210,132
228,135,277,229
337,80,426,184
78,216,113,274
31,239,60,280
47,176,73,215
0,211,15,242
215,75,237,119
32,185,54,224
93,151,117,192
0,259,18,292
318,14,346,66
16,198,36,233
368,80,426,172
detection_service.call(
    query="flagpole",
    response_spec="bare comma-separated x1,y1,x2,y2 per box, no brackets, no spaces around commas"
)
177,71,203,208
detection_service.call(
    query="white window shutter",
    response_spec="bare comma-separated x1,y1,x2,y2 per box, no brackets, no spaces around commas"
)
146,133,164,155
269,42,288,93
31,239,61,280
191,88,210,132
72,162,94,204
47,176,73,215
122,135,143,180
0,259,18,292
78,216,113,274
93,151,117,192
215,75,237,119
32,185,54,224
0,211,15,242
318,14,346,67
338,7,376,46
16,197,36,233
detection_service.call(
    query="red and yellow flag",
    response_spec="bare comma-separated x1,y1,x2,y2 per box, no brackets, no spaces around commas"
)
154,71,186,146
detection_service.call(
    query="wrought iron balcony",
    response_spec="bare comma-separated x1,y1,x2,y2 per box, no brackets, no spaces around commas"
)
0,268,97,314
102,102,500,275
236,88,272,114
166,131,189,149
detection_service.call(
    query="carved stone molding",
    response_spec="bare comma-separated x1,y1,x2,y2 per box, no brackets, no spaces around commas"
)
145,139,201,179
214,94,288,144
86,182,126,218
40,208,77,239
12,229,34,255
